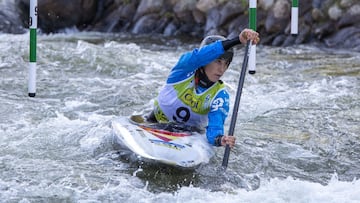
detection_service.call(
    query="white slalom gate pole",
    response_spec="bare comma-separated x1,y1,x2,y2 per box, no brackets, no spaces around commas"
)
28,0,37,97
248,0,256,74
291,0,299,35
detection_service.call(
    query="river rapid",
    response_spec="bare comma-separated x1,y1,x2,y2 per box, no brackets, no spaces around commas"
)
0,31,359,202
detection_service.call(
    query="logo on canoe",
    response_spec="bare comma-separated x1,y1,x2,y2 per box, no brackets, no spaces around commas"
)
140,126,191,142
149,139,185,150
139,126,192,150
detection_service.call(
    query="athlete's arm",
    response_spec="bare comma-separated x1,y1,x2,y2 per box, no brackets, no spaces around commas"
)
205,90,229,146
167,41,225,83
222,37,241,50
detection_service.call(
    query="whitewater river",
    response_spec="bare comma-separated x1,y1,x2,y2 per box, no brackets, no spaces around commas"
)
0,31,359,202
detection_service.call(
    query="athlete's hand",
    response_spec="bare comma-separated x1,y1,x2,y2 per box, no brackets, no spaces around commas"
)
221,135,236,148
240,28,260,45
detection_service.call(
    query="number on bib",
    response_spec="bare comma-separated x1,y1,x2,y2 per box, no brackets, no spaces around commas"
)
173,107,190,122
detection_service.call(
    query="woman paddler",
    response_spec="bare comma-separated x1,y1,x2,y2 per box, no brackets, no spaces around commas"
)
147,29,260,148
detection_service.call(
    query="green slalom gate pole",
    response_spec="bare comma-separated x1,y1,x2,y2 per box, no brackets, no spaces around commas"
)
248,0,256,74
291,0,299,35
28,0,37,97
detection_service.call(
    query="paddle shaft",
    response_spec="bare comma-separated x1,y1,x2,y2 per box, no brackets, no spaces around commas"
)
222,40,251,169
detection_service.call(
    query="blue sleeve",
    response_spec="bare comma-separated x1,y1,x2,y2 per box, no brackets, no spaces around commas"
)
167,41,225,83
205,90,230,146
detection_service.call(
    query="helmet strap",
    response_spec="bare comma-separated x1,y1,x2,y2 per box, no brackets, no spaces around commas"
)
195,67,214,88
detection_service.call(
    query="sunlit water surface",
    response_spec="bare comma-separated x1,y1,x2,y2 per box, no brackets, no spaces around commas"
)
0,32,359,202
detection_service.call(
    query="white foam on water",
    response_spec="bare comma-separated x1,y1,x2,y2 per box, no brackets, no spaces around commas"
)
0,31,359,202
51,174,358,203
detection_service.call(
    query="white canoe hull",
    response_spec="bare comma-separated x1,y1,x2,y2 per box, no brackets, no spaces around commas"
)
111,117,214,168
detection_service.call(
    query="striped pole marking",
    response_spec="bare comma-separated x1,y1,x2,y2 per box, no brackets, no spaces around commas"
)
29,0,37,97
291,0,299,35
248,0,257,74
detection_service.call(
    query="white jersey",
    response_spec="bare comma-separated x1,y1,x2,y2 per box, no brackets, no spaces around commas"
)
154,74,225,128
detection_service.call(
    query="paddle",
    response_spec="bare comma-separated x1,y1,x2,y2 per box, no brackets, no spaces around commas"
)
222,40,252,169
